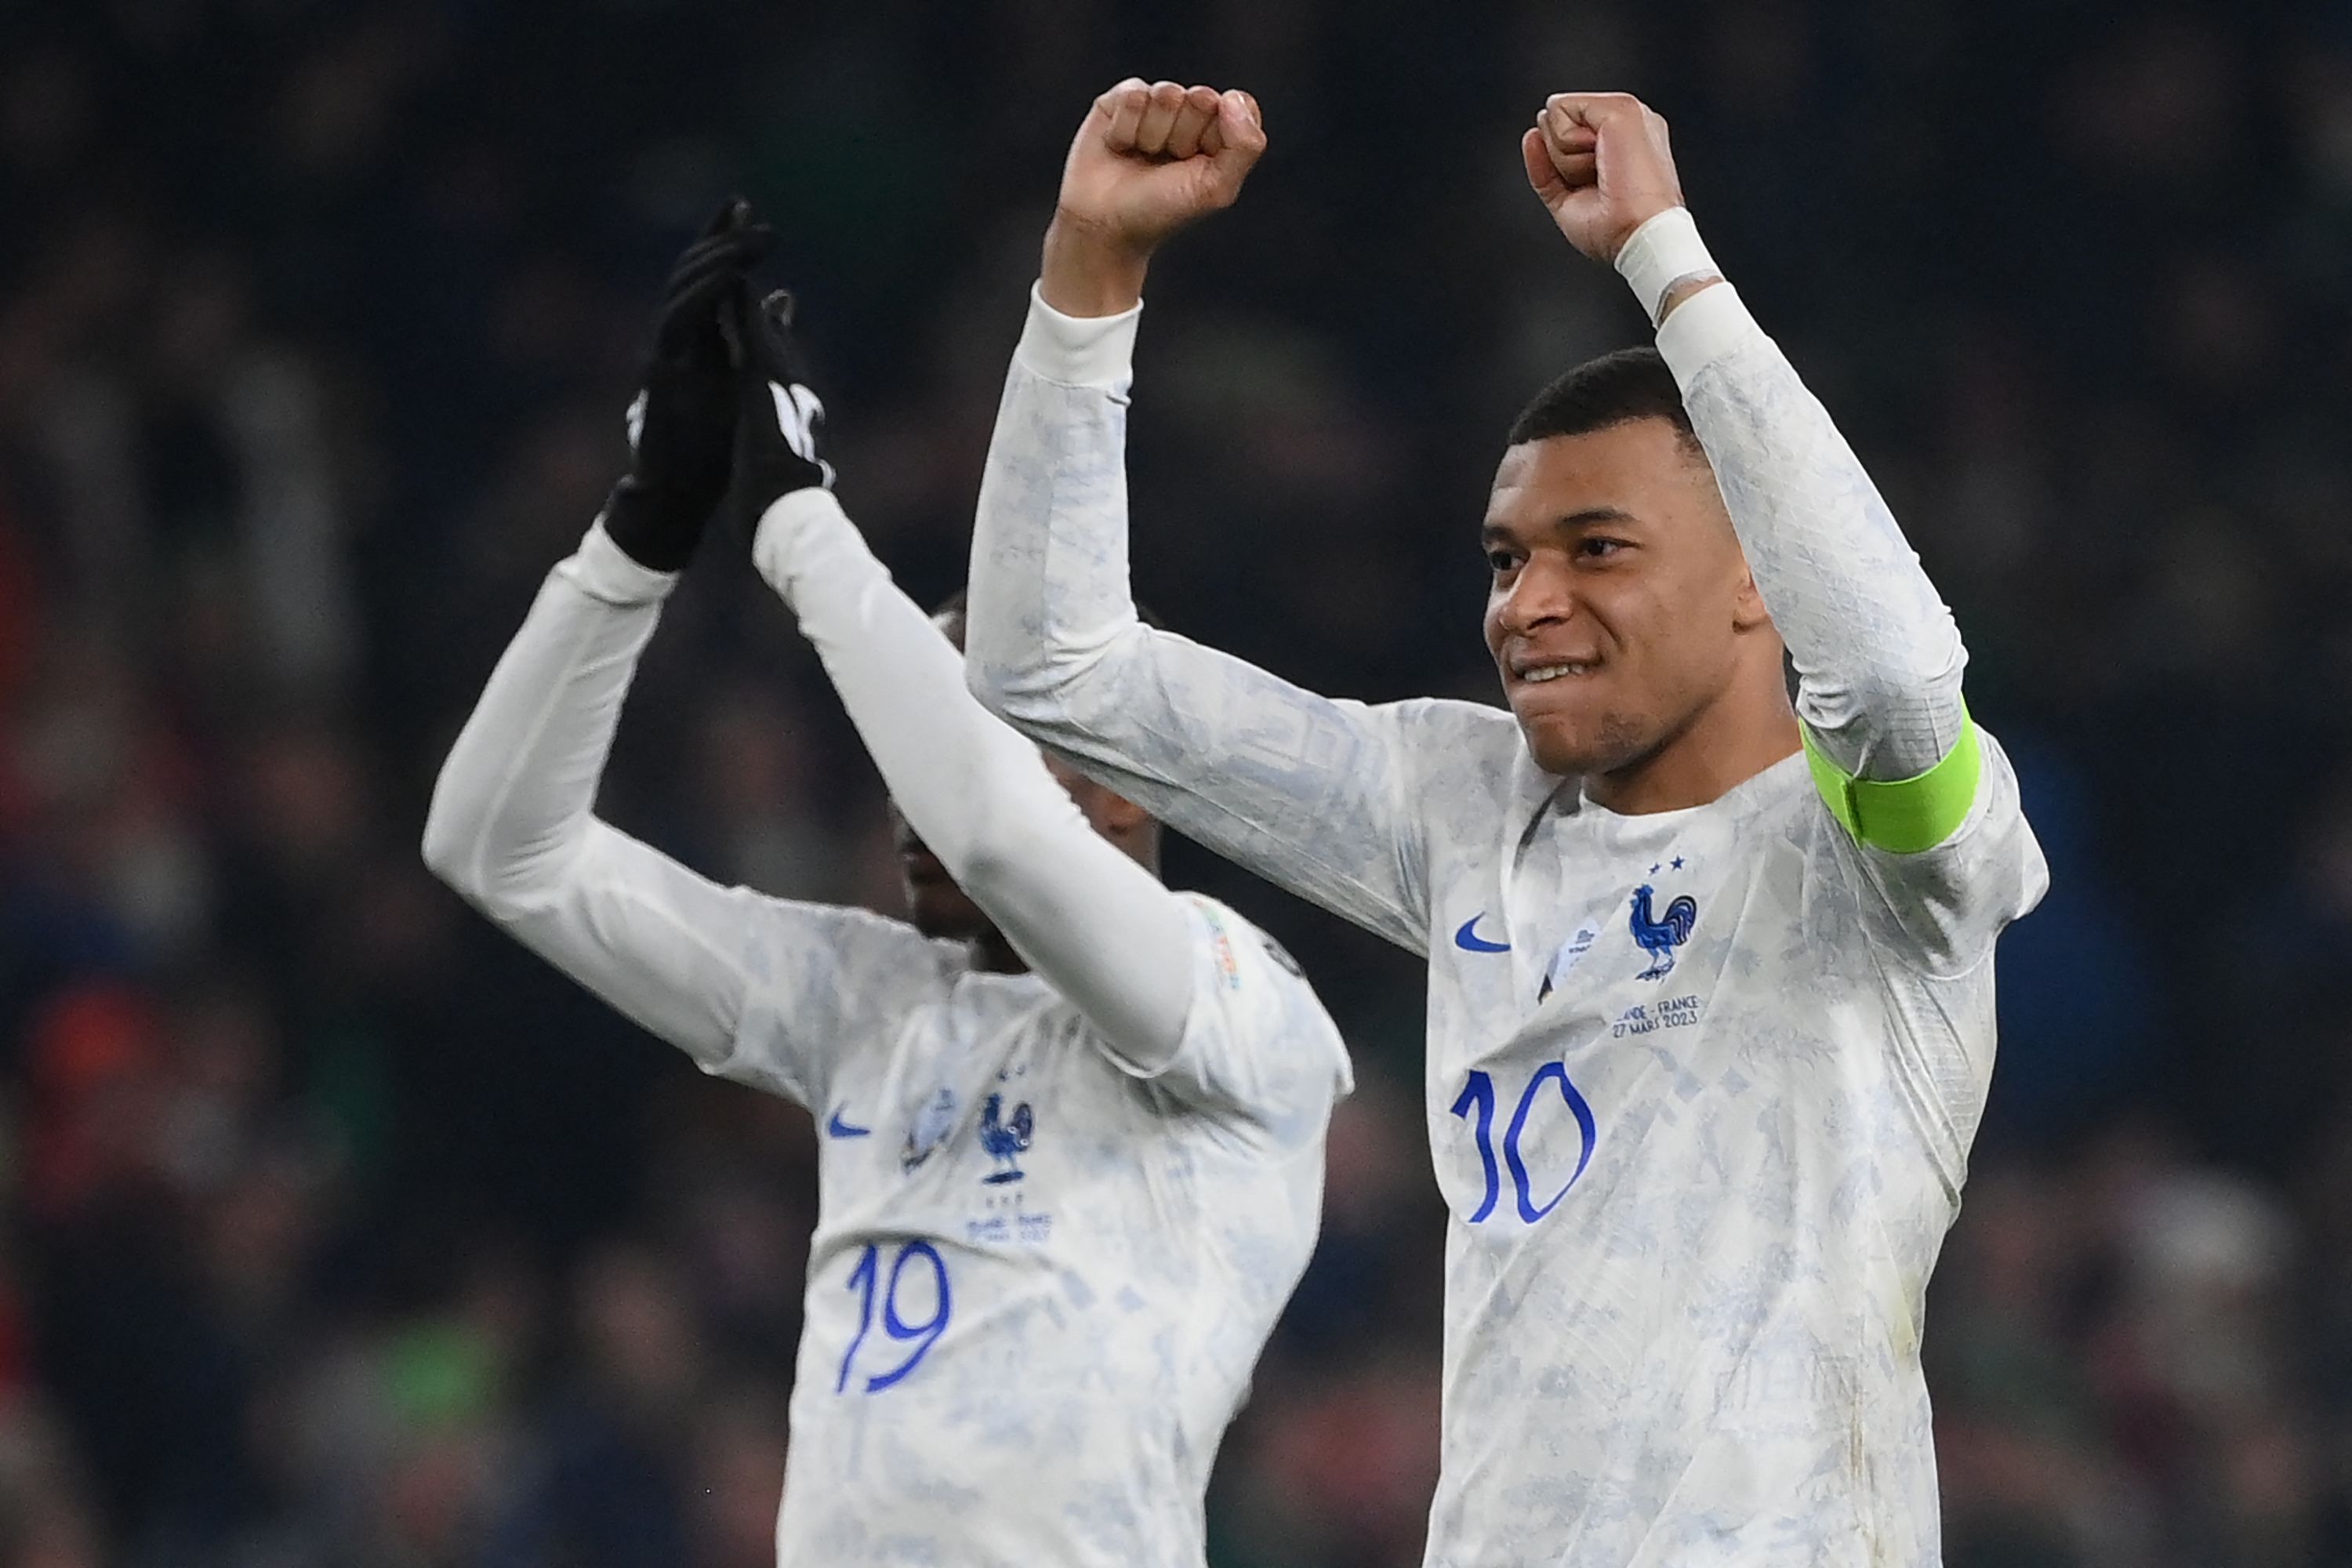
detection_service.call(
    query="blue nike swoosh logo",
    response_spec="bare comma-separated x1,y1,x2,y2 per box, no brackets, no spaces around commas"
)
1453,915,1511,953
825,1109,872,1138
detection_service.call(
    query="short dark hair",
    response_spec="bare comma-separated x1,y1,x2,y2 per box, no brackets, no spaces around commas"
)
1507,347,1700,454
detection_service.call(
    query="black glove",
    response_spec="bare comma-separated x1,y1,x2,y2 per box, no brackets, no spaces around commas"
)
598,199,775,572
728,284,836,542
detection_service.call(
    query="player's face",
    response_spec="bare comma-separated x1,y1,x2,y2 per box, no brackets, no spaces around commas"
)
887,800,982,941
1482,419,1755,778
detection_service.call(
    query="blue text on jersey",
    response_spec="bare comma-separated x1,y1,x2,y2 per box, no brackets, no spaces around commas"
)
1450,1062,1598,1223
837,1240,953,1392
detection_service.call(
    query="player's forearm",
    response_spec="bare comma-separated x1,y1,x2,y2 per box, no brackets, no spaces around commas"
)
423,526,764,1063
1635,220,1968,782
964,285,1149,727
750,487,1195,1062
423,523,672,909
961,290,1196,813
964,288,1439,952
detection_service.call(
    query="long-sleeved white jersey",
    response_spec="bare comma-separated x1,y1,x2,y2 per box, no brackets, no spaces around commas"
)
966,258,2049,1564
423,490,1351,1568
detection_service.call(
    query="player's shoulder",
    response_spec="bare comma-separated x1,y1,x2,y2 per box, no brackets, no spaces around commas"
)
1791,720,2049,975
1170,895,1338,1015
1170,891,1308,986
1168,892,1355,1103
739,894,966,999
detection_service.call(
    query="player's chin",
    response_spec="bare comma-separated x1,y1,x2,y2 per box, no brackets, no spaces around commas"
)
1512,695,1650,779
903,869,988,945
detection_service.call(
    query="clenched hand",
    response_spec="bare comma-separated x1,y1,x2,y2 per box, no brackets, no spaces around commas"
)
1040,79,1267,318
1523,93,1683,267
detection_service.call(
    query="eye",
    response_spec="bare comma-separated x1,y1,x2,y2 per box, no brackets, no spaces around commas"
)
1485,546,1521,574
1577,536,1628,560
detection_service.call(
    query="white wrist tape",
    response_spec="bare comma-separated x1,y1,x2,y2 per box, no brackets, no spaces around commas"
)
1613,208,1719,327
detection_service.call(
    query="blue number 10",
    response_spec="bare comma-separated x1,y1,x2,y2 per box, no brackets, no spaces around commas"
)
1449,1063,1597,1225
837,1240,953,1394
1449,1072,1501,1222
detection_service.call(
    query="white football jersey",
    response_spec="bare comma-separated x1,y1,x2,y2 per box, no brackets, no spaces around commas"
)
1379,704,2037,1566
966,267,2050,1566
425,515,1352,1568
727,891,1345,1567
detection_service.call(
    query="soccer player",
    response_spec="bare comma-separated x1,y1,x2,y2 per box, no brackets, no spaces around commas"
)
965,82,2049,1563
421,201,1351,1566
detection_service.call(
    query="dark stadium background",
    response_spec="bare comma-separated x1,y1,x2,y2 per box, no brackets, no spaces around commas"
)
2,0,2348,1563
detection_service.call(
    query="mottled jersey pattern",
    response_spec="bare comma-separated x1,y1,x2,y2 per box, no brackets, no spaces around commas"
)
732,891,1345,1568
424,530,1351,1568
965,279,2049,1564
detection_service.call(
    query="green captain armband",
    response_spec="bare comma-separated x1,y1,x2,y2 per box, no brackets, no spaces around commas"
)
1799,705,1983,854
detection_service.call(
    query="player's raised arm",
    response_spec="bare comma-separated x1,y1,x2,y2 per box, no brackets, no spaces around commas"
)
422,205,938,1108
725,285,1214,1075
967,81,1504,956
1526,95,2042,953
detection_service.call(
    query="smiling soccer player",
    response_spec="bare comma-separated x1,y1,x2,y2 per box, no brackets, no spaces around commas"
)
967,82,2049,1563
423,202,1349,1567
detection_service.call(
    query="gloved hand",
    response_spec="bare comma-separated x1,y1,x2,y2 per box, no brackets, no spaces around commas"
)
728,283,836,543
597,198,775,571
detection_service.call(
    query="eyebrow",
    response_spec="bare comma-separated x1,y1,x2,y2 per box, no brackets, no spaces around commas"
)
1481,506,1640,545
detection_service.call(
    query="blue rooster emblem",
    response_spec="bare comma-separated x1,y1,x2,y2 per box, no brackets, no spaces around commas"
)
1628,884,1699,981
978,1093,1033,1185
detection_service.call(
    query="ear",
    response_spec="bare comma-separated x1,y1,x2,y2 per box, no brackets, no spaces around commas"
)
1053,763,1150,833
1730,561,1774,633
1091,787,1154,836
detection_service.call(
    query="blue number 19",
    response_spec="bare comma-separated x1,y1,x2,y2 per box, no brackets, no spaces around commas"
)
837,1240,953,1394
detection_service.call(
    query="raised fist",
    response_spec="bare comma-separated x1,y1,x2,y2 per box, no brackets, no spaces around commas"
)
1040,79,1265,316
1522,93,1683,266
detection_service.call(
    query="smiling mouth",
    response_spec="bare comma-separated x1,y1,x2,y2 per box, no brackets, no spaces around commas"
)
1512,660,1599,684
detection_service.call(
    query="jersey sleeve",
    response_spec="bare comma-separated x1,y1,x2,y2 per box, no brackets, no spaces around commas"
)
1108,895,1352,1138
1653,278,2049,970
748,485,1198,1069
421,523,952,1110
1815,724,2048,978
965,286,1503,956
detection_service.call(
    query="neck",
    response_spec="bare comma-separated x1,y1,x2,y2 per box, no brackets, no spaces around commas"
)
969,928,1028,975
1581,665,1802,815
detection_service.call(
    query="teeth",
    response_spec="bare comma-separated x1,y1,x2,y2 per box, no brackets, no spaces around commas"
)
1520,663,1591,683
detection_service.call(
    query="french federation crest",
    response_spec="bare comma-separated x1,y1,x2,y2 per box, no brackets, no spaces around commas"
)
1628,884,1698,981
978,1093,1033,1184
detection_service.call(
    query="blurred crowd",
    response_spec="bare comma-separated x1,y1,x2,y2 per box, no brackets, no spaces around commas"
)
2,0,2351,1563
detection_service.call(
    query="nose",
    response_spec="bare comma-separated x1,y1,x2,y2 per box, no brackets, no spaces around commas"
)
1493,554,1577,639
